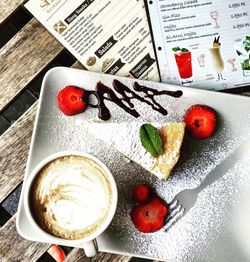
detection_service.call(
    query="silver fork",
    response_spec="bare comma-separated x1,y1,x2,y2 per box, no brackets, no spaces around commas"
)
162,137,250,232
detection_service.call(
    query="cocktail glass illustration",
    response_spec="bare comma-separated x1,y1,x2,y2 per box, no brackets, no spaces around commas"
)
235,36,250,77
227,58,237,72
210,11,220,29
209,36,225,81
174,51,193,86
197,54,205,67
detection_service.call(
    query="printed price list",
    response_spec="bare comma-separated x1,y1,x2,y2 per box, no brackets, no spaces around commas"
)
228,1,249,30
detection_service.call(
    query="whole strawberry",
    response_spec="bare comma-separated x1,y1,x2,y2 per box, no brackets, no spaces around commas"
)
57,86,87,116
131,197,168,233
184,104,217,139
132,184,151,204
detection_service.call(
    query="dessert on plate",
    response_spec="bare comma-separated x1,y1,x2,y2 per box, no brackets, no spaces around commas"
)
56,81,217,180
55,79,218,233
84,122,186,180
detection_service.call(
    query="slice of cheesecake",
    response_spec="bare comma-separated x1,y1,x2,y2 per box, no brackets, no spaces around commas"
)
85,122,185,179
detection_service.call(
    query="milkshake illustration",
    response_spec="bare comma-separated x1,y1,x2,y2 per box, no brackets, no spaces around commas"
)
172,47,193,86
209,36,225,81
235,36,250,77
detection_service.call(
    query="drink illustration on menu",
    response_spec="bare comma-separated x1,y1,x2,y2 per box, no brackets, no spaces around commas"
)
172,47,193,86
235,36,250,77
147,0,250,90
209,36,225,81
210,11,220,29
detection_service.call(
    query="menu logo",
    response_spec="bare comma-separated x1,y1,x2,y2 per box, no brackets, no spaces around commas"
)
40,0,62,13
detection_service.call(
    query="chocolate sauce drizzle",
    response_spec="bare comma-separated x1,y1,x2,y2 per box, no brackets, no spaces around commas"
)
86,80,183,121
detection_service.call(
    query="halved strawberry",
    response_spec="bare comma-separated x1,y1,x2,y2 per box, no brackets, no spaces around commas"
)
184,104,217,139
57,86,87,116
47,245,66,262
131,197,168,233
132,184,151,204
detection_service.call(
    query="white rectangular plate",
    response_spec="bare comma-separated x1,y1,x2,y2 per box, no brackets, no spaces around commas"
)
17,67,250,262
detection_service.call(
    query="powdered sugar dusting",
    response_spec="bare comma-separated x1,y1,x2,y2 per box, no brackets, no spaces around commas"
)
32,69,250,261
83,122,186,180
105,153,250,262
40,111,250,261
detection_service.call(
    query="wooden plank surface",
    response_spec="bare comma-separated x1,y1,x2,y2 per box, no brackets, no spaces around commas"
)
0,0,24,25
0,88,131,261
0,102,37,202
64,249,132,262
0,18,63,111
242,91,250,96
72,61,85,69
0,215,50,262
0,62,84,203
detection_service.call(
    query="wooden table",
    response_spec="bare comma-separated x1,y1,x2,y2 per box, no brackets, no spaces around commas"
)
0,2,250,262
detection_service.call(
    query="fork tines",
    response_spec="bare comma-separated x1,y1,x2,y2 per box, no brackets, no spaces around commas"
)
162,199,185,232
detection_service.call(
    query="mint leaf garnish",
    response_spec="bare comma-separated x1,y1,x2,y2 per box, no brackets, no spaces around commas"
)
139,124,163,157
246,36,250,41
172,47,181,52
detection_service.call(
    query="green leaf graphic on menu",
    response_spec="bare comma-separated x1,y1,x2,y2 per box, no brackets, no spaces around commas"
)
172,47,189,52
242,59,250,70
139,124,163,157
172,47,181,52
181,48,189,52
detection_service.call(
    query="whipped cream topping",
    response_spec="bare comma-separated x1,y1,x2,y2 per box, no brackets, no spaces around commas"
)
31,156,111,238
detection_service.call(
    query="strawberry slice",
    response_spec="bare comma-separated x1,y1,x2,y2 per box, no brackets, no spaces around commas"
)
47,245,66,262
184,104,217,139
57,86,87,116
132,184,151,204
131,197,168,233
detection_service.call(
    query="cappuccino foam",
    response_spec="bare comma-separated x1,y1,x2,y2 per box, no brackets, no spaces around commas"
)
30,155,112,240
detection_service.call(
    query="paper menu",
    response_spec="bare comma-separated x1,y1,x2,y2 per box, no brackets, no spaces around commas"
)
146,0,250,90
24,0,160,81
